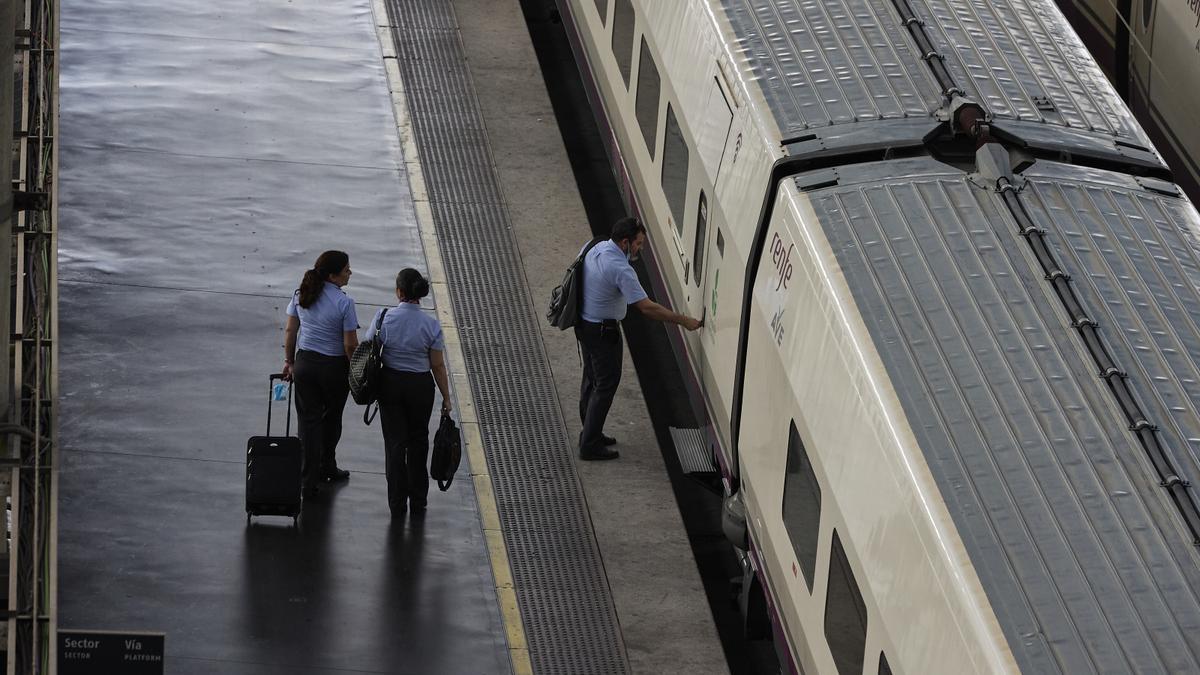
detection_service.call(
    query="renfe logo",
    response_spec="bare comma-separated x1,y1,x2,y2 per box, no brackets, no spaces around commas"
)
769,232,794,291
767,231,794,347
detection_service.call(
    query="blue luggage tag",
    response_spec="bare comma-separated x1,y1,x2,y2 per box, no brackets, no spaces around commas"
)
272,381,289,401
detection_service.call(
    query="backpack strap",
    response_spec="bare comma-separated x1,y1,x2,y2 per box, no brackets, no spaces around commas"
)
577,237,604,320
581,236,603,258
375,307,389,345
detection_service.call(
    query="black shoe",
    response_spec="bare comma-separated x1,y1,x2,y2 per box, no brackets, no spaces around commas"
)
323,467,350,482
580,431,618,446
580,447,619,461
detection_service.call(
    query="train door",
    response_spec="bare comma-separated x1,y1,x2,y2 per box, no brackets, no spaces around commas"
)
686,71,729,401
690,74,734,325
1138,0,1200,196
1126,0,1155,115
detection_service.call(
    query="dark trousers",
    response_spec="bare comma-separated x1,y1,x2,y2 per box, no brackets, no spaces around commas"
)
575,320,622,453
378,368,435,512
293,349,350,489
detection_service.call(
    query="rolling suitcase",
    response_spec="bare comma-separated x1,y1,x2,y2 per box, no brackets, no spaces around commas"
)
246,373,303,525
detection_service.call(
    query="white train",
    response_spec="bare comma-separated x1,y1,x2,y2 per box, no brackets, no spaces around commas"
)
555,0,1200,673
1052,0,1200,204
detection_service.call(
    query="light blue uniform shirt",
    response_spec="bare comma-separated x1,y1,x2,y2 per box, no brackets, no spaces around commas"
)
369,303,446,373
580,239,648,322
286,282,359,357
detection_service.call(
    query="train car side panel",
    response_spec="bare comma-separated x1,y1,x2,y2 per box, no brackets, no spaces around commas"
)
1141,0,1200,199
738,186,1016,674
559,0,780,469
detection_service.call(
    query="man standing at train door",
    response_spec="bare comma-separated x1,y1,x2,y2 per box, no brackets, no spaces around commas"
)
576,217,702,460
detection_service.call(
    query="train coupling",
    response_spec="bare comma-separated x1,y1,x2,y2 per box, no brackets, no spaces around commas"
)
722,491,749,550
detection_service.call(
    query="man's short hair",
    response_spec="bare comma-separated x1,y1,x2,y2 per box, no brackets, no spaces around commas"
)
611,216,646,244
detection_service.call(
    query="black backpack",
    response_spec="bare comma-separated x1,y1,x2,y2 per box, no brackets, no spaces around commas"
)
348,307,388,423
546,238,602,330
430,412,462,491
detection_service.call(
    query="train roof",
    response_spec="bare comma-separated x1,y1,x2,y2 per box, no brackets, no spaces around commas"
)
796,155,1200,673
716,0,1200,670
721,0,1163,168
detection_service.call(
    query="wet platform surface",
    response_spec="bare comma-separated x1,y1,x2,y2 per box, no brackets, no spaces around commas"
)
56,1,508,672
55,0,733,671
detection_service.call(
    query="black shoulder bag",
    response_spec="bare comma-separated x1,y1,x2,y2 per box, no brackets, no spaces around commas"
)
348,307,389,423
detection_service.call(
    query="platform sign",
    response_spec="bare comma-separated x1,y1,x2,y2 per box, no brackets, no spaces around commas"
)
58,629,164,674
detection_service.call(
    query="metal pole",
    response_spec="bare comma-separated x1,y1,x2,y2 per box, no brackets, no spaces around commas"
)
1,7,16,665
0,0,14,423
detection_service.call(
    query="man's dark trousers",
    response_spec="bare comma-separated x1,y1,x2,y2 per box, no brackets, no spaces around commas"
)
575,319,622,454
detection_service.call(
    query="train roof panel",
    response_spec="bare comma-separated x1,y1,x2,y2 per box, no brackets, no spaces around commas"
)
721,0,942,132
800,157,1200,673
723,0,1154,154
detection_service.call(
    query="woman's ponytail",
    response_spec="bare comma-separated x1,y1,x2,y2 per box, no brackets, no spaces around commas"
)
298,250,349,308
297,268,322,308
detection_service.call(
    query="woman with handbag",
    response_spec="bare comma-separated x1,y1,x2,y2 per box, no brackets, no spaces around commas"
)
369,268,452,516
282,250,360,499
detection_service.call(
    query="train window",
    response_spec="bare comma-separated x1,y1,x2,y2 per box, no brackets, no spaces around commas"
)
825,530,868,675
611,0,635,88
879,652,893,675
635,38,661,159
782,420,821,590
693,192,708,286
595,0,608,26
661,103,689,237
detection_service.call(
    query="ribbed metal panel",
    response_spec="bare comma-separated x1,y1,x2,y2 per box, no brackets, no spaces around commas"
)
912,0,1141,138
805,158,1200,673
1020,169,1200,526
385,1,630,673
720,0,941,134
721,0,1152,151
669,427,715,474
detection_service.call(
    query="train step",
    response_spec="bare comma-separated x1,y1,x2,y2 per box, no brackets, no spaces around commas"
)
669,426,717,475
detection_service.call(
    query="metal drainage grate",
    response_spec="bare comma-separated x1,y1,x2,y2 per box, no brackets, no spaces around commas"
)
384,1,630,673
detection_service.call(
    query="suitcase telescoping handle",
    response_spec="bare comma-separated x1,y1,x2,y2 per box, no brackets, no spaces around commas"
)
268,373,293,436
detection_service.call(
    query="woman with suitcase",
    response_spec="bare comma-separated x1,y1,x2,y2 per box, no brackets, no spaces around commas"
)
282,250,360,498
368,268,452,516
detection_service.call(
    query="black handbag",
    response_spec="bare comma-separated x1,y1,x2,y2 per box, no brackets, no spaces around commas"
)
348,307,388,423
430,412,462,491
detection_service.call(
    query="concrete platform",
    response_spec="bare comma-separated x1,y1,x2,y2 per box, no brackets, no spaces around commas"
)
438,1,728,672
56,0,728,672
57,1,505,673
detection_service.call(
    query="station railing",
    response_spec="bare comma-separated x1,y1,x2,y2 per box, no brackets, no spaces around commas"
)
4,0,59,671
